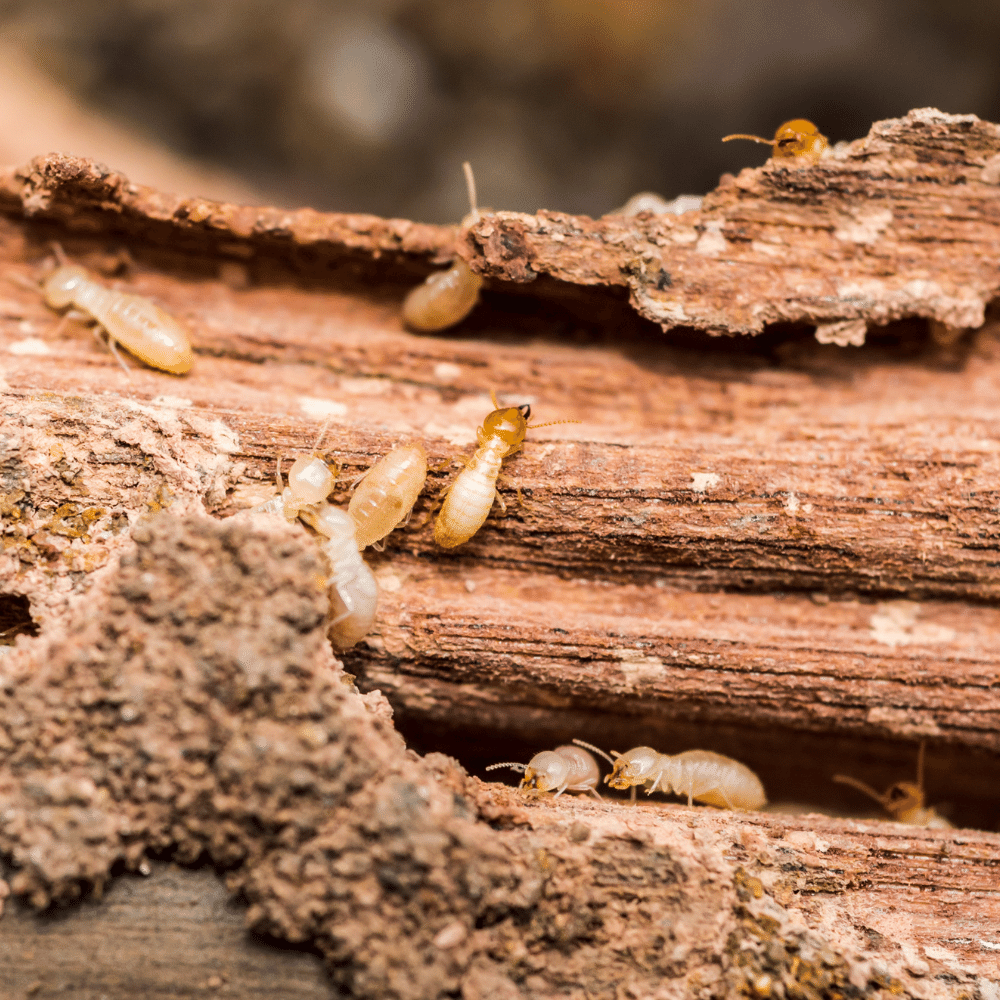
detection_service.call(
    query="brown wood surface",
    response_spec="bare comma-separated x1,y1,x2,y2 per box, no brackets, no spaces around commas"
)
463,108,1000,336
1,112,1000,998
0,864,333,1000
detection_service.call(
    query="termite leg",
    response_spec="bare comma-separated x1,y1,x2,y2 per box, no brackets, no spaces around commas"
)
106,334,132,375
493,489,507,513
348,466,372,491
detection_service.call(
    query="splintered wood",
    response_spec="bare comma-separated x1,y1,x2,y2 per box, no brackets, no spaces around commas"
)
1,108,999,997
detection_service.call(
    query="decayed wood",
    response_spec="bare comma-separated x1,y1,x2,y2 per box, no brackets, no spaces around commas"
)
1,511,998,1000
0,864,333,1000
1,110,1000,997
463,107,1000,337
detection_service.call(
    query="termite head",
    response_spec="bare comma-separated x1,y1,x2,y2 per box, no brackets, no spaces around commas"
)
881,781,925,820
286,455,336,504
486,751,567,794
481,406,529,454
722,118,828,162
605,746,661,790
520,751,571,793
834,740,932,824
42,265,89,308
308,503,357,544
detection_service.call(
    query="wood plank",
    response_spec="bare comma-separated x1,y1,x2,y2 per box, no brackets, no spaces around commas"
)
0,864,334,1000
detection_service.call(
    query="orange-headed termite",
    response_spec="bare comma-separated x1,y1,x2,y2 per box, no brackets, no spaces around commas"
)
348,443,428,550
402,161,484,332
833,741,952,829
433,392,577,549
574,740,767,811
39,248,194,374
487,744,602,798
722,118,828,163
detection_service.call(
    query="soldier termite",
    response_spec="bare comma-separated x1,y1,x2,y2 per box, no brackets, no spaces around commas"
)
36,246,194,374
487,744,602,799
432,392,577,549
402,161,484,332
833,741,953,829
348,443,428,550
574,740,767,811
722,118,828,163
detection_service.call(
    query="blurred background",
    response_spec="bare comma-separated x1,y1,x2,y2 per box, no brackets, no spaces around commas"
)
1,0,998,221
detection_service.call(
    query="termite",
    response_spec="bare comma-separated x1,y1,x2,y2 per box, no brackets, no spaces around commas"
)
722,118,828,163
833,741,952,829
347,443,428,550
486,744,602,799
574,740,767,811
433,392,575,549
250,425,377,650
402,161,484,332
37,246,194,374
304,504,379,651
251,421,337,523
614,192,704,216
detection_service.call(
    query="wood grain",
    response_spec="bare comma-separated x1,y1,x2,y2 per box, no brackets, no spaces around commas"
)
1,115,1000,997
0,864,334,1000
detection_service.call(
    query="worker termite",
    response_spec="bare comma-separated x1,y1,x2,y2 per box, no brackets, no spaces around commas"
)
402,161,484,332
574,740,767,811
433,392,576,549
35,246,194,374
487,744,602,799
251,420,337,523
833,741,953,829
722,118,829,163
250,425,377,650
304,504,379,651
348,443,428,550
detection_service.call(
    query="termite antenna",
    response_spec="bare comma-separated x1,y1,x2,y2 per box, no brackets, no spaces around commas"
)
832,774,888,808
312,417,333,453
462,161,479,227
721,133,775,146
572,739,617,766
486,762,527,773
4,271,38,291
275,455,284,493
48,241,69,265
526,419,581,430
